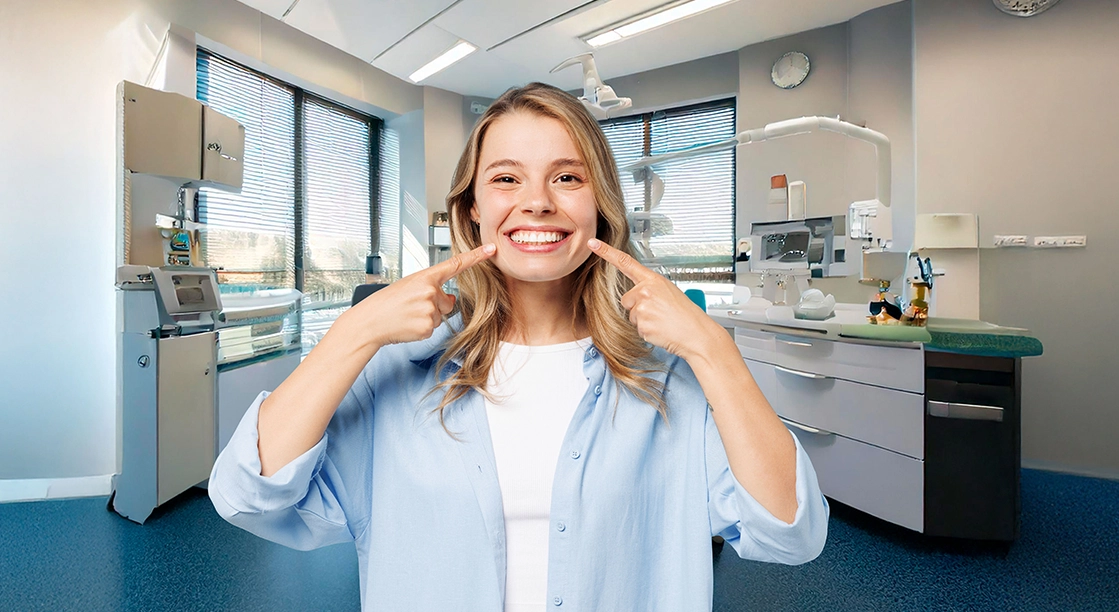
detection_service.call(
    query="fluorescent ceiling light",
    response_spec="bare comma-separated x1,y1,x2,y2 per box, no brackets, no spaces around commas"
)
583,0,735,47
409,41,476,83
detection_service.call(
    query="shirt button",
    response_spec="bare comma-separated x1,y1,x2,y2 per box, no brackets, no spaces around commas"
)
588,347,598,358
570,450,580,460
556,521,566,532
553,596,563,606
593,385,602,395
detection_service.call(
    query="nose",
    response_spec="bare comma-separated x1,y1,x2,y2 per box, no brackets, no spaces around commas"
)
520,179,555,215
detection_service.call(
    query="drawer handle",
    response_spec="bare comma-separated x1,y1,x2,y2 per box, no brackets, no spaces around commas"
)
779,417,833,436
775,365,830,380
927,401,1004,422
777,338,814,347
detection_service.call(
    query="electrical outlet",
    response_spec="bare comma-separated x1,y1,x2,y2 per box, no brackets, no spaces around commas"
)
1033,235,1087,248
993,235,1028,247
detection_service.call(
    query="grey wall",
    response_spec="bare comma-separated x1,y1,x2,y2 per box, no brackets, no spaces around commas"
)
736,23,849,231
463,95,493,132
735,5,914,303
914,0,1119,479
847,1,914,255
603,52,739,116
423,86,467,219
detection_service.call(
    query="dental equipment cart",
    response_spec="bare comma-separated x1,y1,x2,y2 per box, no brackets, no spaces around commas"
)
112,265,222,524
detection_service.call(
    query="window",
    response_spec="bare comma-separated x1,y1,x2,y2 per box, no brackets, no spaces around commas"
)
600,100,736,284
196,49,389,355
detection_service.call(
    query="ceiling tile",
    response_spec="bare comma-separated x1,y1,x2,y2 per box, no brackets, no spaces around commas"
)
236,0,903,98
415,49,536,98
433,0,596,51
372,24,462,83
236,0,295,20
285,0,460,62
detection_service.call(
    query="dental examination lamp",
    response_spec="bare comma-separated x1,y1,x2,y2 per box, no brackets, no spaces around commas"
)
621,115,894,225
622,116,899,304
550,53,632,120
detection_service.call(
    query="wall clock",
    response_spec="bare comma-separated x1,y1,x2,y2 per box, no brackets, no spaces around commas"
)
992,0,1063,17
772,52,810,89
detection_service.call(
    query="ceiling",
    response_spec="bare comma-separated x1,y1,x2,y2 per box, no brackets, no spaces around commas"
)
237,0,903,99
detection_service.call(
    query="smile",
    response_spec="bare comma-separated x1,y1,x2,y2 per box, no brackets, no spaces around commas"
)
507,230,570,245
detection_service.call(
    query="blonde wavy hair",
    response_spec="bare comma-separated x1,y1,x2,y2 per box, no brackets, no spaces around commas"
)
434,82,667,427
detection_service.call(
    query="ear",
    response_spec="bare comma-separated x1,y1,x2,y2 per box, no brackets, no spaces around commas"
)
469,204,480,224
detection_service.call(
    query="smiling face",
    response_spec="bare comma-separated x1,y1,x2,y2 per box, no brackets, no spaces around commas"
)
471,111,599,285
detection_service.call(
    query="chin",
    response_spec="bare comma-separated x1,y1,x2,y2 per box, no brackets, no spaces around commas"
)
494,254,587,285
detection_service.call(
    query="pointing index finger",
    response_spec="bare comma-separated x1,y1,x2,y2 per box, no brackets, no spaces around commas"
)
588,239,656,283
431,243,497,284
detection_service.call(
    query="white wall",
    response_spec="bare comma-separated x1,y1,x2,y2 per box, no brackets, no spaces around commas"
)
0,0,424,493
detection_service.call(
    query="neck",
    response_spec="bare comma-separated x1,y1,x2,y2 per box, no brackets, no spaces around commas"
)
503,276,587,345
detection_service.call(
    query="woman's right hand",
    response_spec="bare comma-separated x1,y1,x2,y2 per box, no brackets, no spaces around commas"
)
339,243,497,349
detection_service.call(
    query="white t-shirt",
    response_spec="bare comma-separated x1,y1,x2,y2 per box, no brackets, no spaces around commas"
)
483,338,591,612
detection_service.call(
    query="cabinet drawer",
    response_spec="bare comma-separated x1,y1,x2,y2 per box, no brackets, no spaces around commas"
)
735,327,777,363
773,333,924,393
788,423,924,533
774,368,924,459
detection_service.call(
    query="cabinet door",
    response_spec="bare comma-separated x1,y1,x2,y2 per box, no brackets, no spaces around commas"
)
122,81,202,181
157,332,216,505
201,104,244,190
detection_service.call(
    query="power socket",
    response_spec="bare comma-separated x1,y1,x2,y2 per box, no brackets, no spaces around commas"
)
1033,235,1087,248
993,235,1028,247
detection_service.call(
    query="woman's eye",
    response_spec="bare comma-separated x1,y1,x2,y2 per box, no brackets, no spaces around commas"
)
557,174,583,183
493,176,516,184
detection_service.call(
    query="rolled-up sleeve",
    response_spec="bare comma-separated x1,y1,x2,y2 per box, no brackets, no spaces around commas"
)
209,377,374,551
706,407,830,565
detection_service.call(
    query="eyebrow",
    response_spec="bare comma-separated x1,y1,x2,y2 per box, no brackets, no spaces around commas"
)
483,158,585,173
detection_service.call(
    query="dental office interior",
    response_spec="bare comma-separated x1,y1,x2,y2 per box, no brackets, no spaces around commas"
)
2,0,1118,609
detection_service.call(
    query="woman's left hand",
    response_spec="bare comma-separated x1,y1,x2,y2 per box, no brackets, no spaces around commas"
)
588,238,724,360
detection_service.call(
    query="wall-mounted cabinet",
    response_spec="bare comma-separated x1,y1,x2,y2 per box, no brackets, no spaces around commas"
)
121,80,243,190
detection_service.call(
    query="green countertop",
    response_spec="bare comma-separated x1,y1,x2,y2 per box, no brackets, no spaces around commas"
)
838,319,1043,358
924,331,1043,358
711,309,1043,359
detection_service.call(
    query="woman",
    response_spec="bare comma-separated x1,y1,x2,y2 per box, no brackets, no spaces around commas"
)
210,82,828,611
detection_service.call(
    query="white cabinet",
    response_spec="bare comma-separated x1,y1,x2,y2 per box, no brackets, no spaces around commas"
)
737,323,1024,540
740,328,927,533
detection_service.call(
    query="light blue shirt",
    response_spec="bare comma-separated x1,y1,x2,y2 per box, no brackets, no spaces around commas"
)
209,318,829,611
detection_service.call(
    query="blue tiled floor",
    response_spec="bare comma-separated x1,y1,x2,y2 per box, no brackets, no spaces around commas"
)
2,469,1117,611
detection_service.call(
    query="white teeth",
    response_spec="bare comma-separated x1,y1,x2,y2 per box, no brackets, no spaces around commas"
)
510,230,567,244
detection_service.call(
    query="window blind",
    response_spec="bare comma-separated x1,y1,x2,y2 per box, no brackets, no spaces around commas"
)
601,100,735,282
196,49,384,357
301,96,373,306
378,128,402,281
196,50,297,291
299,97,375,354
